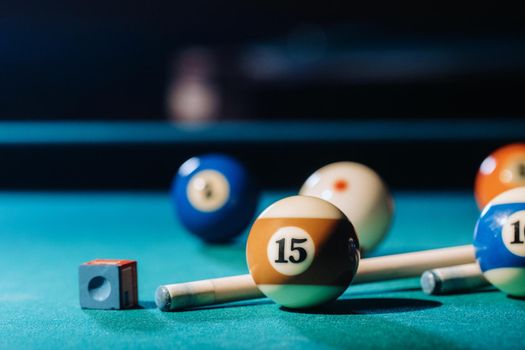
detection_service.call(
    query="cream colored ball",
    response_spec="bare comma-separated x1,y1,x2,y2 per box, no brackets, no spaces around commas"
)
300,162,394,252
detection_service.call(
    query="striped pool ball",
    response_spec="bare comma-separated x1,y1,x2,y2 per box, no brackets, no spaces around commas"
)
246,195,360,309
474,187,525,296
300,162,393,252
475,143,525,210
172,154,259,242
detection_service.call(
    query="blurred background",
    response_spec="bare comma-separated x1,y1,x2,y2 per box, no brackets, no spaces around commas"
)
1,1,525,122
0,2,524,191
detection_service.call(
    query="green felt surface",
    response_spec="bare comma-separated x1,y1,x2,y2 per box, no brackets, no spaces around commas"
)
0,191,524,349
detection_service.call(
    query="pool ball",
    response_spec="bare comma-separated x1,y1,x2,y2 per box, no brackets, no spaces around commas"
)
474,187,525,296
299,162,393,252
246,195,360,309
172,154,259,242
475,143,525,209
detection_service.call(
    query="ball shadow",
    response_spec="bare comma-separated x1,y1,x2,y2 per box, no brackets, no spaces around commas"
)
437,287,497,296
346,286,422,297
281,297,442,315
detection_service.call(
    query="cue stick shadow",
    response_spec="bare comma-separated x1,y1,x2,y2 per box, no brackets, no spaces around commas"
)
507,294,525,301
169,299,274,312
136,301,158,309
280,297,442,315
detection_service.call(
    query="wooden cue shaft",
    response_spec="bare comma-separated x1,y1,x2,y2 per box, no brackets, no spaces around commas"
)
156,274,263,311
156,244,475,311
420,262,488,295
353,244,475,283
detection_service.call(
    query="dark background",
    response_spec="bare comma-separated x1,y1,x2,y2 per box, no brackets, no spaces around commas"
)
1,1,525,120
0,2,524,190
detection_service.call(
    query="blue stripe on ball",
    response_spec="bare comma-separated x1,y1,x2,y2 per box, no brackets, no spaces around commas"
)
474,202,525,271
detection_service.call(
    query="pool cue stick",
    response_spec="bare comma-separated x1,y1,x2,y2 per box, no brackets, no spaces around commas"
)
353,245,476,283
420,262,489,295
156,244,475,311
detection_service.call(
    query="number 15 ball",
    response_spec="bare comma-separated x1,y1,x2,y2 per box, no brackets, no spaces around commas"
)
172,154,259,242
246,195,360,309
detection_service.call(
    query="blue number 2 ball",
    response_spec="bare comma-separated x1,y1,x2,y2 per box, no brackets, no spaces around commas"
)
172,154,259,242
474,187,525,296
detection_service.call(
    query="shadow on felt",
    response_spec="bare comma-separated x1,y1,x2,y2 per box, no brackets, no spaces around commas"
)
346,286,422,296
280,297,442,315
137,301,158,309
172,299,273,312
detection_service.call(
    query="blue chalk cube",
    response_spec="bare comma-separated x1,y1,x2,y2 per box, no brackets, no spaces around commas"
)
79,259,138,310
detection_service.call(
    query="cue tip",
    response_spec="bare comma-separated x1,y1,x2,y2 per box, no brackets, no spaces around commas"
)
420,270,442,295
155,286,172,311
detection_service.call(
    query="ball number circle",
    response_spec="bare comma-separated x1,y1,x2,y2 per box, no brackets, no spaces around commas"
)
267,227,315,276
502,210,525,257
187,169,230,212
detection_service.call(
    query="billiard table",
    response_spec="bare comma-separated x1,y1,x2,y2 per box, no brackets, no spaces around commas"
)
0,121,524,349
1,190,524,349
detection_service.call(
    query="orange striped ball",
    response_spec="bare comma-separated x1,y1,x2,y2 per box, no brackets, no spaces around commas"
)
246,195,360,309
475,144,525,209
